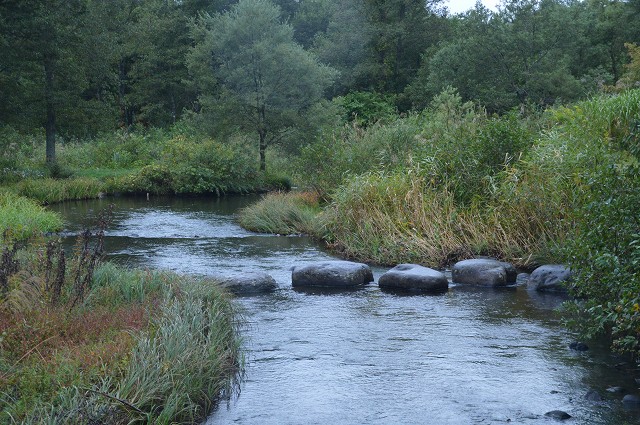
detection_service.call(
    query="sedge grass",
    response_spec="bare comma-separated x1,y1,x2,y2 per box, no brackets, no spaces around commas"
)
11,177,107,204
1,257,243,424
0,191,63,241
238,191,322,236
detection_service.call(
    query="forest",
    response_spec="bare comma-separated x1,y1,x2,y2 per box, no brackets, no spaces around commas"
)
1,0,640,423
1,0,639,164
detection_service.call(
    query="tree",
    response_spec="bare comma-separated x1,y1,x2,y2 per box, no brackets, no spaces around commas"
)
190,0,336,171
409,0,583,112
311,0,374,95
0,0,86,163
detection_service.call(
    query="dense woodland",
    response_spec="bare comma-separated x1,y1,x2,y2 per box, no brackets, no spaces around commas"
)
1,0,639,165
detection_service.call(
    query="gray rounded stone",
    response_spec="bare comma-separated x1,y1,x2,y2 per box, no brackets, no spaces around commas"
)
622,394,640,404
528,265,572,293
291,261,373,288
215,272,277,295
451,259,516,287
378,264,448,293
544,410,572,420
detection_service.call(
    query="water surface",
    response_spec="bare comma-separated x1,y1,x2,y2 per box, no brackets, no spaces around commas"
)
50,196,640,425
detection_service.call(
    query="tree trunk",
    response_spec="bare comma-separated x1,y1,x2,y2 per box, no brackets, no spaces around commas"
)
258,104,267,172
259,129,267,172
44,54,56,164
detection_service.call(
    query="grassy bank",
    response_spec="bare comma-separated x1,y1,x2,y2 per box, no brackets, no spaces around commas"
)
0,128,290,204
0,203,243,423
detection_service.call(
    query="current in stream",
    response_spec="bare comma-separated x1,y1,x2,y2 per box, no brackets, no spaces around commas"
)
49,196,640,425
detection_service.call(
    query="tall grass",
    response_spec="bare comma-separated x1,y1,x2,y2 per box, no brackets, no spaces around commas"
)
0,191,63,240
238,191,322,235
318,89,640,269
1,240,243,423
10,178,107,204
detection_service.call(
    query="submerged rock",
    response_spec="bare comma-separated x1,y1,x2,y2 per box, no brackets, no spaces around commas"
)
569,341,589,351
622,394,640,404
451,259,516,287
291,261,373,288
527,265,572,293
585,390,602,402
544,410,572,420
378,264,448,293
215,272,277,295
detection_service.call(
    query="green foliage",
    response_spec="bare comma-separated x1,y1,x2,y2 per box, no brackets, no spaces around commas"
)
114,134,259,195
190,0,336,171
334,91,397,127
0,192,63,241
559,90,640,355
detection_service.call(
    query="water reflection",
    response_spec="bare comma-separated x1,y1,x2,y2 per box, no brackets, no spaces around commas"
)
48,196,640,425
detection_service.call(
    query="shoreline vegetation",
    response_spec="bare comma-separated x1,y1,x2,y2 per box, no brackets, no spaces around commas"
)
0,199,243,424
239,88,640,356
2,0,640,420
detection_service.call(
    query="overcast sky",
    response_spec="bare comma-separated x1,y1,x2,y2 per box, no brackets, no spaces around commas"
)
446,0,500,14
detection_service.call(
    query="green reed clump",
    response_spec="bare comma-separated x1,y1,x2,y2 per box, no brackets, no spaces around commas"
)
238,191,322,236
323,171,528,267
12,177,107,204
0,191,63,241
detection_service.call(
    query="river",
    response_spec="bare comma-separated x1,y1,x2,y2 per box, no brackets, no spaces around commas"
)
49,195,640,425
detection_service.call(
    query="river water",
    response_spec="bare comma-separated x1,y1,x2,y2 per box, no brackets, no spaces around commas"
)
49,196,640,425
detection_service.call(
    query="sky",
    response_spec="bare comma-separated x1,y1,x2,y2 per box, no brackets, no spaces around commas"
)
446,0,501,14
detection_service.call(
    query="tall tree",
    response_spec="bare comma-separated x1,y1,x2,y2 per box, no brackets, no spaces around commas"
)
361,0,448,94
311,0,374,95
409,0,583,112
0,0,87,163
189,0,336,171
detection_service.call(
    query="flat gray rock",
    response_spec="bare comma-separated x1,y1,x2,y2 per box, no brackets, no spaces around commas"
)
215,272,277,295
527,265,572,293
451,259,516,287
378,264,448,293
291,261,373,288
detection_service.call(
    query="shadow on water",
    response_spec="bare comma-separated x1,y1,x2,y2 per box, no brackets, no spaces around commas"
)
49,196,640,425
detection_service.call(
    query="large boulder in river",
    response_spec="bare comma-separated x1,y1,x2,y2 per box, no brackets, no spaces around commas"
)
292,261,373,288
451,259,516,287
527,265,572,293
378,264,448,293
216,272,277,295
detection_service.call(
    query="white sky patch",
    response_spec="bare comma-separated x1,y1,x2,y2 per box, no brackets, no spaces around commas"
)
446,0,501,14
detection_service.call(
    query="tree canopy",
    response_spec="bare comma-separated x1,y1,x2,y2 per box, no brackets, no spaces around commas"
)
1,0,639,166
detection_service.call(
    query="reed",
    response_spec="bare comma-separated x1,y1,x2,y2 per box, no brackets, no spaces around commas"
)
238,191,322,236
12,177,107,204
0,191,63,241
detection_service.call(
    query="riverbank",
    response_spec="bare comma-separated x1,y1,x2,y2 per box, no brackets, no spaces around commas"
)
1,129,290,205
239,89,640,357
0,199,243,424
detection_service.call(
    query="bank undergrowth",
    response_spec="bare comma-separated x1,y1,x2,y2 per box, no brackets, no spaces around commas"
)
1,128,290,204
0,209,243,424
